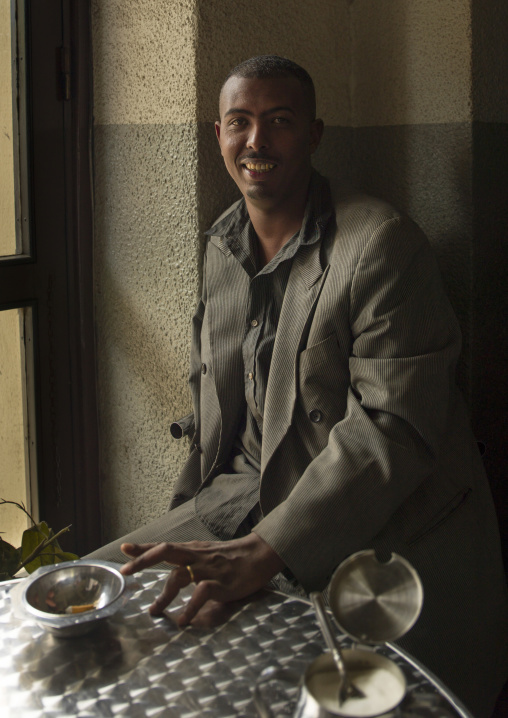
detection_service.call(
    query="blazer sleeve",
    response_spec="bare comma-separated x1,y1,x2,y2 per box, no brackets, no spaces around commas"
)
168,248,208,507
253,215,463,591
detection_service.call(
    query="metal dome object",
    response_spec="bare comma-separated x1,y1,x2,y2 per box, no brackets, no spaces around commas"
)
329,550,423,644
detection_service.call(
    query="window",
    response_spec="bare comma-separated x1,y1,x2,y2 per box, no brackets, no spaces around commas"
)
0,0,100,555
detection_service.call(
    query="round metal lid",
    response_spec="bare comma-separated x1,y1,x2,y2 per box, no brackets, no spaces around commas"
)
328,550,423,644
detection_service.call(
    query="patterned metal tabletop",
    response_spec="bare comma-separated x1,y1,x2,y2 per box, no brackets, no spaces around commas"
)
0,569,472,718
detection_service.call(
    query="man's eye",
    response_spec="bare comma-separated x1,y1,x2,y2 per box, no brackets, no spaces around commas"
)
229,118,246,127
273,116,289,124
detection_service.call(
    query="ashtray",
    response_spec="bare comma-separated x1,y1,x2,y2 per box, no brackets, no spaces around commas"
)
11,560,128,637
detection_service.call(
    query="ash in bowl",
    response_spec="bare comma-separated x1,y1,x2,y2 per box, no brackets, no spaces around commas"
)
18,561,126,637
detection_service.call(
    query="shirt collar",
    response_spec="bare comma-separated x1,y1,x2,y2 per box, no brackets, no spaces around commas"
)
205,171,333,261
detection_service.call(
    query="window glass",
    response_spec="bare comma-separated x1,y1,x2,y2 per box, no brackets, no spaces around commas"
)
0,307,35,546
0,0,17,257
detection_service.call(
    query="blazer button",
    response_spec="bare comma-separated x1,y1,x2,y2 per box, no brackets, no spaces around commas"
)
201,363,207,375
309,409,322,423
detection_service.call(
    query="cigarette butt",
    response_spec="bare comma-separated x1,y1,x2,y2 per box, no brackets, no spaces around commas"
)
65,603,96,614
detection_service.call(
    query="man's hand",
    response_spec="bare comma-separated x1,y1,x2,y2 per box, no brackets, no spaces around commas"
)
119,532,285,626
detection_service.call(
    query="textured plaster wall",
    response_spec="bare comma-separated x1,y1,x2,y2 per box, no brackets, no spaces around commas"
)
92,0,201,540
92,0,198,125
472,0,508,123
350,0,472,126
194,0,350,126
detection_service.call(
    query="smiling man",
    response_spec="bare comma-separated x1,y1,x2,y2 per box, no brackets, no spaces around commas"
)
88,56,508,716
215,70,322,262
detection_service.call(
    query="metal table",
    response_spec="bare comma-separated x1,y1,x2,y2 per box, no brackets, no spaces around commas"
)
0,569,472,718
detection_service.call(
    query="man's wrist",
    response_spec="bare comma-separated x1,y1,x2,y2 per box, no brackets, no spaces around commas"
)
247,530,286,577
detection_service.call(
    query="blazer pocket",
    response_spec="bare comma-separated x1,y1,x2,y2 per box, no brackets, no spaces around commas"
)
298,333,349,431
299,333,341,376
405,487,472,546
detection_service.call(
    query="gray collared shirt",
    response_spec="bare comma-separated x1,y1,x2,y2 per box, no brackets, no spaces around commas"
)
195,172,332,539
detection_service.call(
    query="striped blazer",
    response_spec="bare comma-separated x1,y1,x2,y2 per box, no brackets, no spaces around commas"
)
170,185,508,715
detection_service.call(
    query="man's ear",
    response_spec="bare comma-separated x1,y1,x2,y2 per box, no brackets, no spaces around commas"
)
215,121,221,144
310,118,324,154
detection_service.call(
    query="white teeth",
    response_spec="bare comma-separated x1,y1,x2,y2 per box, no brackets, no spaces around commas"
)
245,162,275,172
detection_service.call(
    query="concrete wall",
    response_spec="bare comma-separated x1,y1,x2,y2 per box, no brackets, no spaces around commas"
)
92,0,507,544
92,0,201,539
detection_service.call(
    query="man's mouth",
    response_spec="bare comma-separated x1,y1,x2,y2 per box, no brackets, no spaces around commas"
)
242,161,276,174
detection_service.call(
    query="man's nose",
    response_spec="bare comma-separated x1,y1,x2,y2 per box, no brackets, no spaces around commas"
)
246,122,269,151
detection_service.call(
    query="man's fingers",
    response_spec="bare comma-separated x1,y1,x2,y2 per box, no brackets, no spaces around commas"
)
121,544,164,575
118,535,283,621
120,543,179,575
149,565,193,615
178,581,215,626
120,542,156,558
120,541,206,575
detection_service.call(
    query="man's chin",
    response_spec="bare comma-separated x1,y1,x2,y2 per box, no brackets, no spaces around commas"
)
245,185,273,201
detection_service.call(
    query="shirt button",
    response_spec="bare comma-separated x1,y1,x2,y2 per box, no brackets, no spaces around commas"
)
251,319,259,327
201,363,207,375
309,409,322,423
248,372,254,380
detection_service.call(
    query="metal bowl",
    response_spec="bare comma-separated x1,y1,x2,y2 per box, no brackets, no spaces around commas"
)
20,560,126,637
329,550,423,644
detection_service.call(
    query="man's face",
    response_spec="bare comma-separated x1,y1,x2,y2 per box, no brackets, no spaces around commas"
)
215,75,323,210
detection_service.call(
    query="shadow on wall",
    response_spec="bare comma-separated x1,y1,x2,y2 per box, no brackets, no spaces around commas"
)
99,260,192,413
95,256,194,536
196,125,241,267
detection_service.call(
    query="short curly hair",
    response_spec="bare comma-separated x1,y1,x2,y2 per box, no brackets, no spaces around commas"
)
222,55,317,120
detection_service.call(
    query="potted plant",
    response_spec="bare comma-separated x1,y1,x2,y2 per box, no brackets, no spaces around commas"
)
0,499,78,581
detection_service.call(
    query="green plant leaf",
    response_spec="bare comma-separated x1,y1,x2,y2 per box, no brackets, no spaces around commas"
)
21,522,77,574
0,537,22,578
21,520,49,558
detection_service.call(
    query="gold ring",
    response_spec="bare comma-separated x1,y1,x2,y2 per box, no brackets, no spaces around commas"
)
185,564,195,583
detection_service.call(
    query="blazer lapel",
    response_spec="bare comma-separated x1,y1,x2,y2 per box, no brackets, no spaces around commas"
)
262,240,329,472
